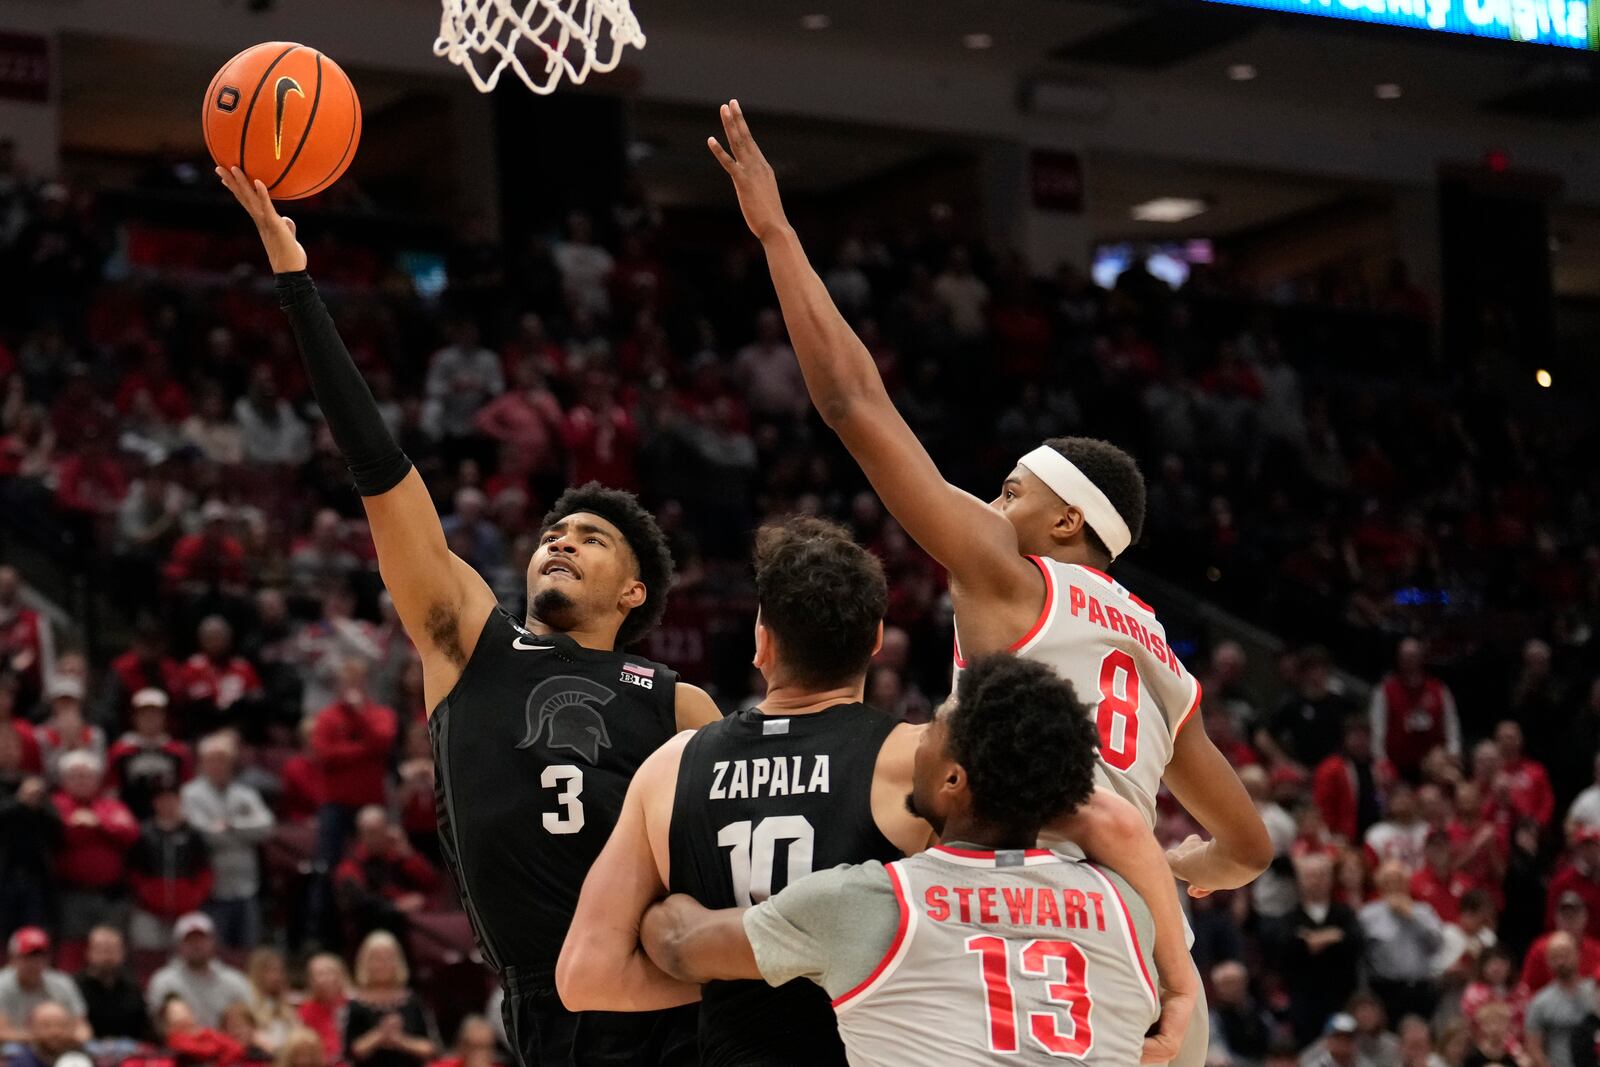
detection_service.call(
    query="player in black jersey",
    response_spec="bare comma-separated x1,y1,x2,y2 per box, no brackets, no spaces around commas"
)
557,518,1195,1067
219,169,720,1067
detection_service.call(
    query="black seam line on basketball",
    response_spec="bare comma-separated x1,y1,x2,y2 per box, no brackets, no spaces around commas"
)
202,64,226,152
300,72,357,199
237,44,299,170
269,52,323,191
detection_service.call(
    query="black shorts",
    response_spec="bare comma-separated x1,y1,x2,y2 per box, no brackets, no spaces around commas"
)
500,966,699,1067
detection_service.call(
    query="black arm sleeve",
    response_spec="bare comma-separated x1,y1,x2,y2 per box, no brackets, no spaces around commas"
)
275,270,413,496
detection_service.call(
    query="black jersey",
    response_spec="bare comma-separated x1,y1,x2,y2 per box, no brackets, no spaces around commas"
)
667,702,902,1067
431,608,679,975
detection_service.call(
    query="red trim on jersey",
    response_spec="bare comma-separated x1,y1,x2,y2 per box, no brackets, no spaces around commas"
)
1074,563,1155,614
1172,679,1204,739
954,555,1054,670
1088,862,1159,1005
932,845,1055,862
832,863,912,1009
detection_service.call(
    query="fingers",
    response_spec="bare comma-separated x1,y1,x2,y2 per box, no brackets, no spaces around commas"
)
1188,885,1214,899
719,103,740,158
1141,1033,1182,1065
706,136,737,174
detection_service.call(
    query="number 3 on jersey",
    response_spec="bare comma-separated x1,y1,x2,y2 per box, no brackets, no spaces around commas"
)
541,765,584,834
1095,650,1140,772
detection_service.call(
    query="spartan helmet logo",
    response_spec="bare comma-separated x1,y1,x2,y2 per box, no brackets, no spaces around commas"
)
517,676,616,764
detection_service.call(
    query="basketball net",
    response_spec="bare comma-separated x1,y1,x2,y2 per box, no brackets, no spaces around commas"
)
434,0,645,94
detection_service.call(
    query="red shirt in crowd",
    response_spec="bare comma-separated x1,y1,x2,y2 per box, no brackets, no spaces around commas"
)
1370,673,1457,780
1520,929,1600,992
311,700,398,808
0,601,47,692
52,791,139,888
1547,863,1600,936
1,716,42,774
164,532,248,589
1501,756,1556,828
278,752,326,823
55,453,128,515
298,998,346,1061
334,841,440,903
108,649,184,712
167,1027,246,1066
1409,861,1480,924
177,653,262,716
562,403,637,491
106,732,193,817
1312,755,1392,843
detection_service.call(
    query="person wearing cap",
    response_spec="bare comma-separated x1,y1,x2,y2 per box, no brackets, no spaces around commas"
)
50,749,137,940
1548,830,1600,939
1524,893,1600,994
126,783,214,951
1299,1013,1378,1067
35,676,106,784
1526,932,1598,1067
105,688,193,820
144,912,252,1029
0,928,90,1044
179,731,274,949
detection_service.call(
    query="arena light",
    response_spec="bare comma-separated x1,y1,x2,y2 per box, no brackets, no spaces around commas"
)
963,32,995,49
800,13,831,30
1227,63,1258,81
1131,197,1209,223
1536,368,1553,388
1375,82,1403,99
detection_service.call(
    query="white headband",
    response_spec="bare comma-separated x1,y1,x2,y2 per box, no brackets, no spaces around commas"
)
1017,446,1132,561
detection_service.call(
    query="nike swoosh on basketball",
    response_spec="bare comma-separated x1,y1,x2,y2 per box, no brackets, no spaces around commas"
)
512,635,553,651
273,76,304,160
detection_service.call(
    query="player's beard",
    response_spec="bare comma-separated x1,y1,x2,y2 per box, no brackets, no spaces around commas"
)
531,587,580,631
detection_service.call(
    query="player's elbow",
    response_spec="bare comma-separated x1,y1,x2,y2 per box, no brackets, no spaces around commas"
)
554,938,610,1012
1230,820,1275,879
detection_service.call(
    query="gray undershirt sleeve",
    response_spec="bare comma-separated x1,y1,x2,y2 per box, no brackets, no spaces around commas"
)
742,861,900,999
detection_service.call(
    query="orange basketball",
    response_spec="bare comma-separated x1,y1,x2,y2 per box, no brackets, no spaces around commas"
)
202,42,361,201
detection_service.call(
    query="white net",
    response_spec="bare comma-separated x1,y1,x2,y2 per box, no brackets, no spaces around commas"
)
434,0,645,95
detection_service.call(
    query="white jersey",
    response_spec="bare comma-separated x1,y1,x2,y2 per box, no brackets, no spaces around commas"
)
953,557,1200,829
833,846,1159,1067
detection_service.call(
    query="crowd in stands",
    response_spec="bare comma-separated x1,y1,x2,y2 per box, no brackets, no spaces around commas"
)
1,136,1599,1067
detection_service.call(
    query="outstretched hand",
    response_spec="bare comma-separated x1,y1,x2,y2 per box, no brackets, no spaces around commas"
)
1142,970,1198,1065
707,99,790,243
216,165,308,274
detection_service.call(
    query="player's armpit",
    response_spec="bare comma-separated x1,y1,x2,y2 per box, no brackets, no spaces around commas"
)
556,749,700,1013
1163,719,1274,890
674,683,722,730
641,895,761,984
361,471,497,712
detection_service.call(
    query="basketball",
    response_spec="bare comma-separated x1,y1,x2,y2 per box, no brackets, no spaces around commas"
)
201,41,361,200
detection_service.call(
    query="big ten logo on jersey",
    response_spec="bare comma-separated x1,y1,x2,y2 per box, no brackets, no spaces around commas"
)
619,662,654,690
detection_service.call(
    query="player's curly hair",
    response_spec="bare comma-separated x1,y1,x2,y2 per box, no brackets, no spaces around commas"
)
541,483,674,647
754,516,887,689
1043,436,1147,560
948,654,1099,831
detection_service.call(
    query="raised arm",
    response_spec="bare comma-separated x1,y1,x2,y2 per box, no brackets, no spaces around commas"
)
708,102,1034,600
556,734,701,1013
218,167,495,710
1162,720,1274,893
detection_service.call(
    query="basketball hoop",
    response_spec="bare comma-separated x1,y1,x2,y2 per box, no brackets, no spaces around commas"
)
434,0,645,95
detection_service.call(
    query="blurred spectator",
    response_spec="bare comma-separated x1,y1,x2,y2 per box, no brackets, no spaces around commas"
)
1495,722,1555,831
1508,640,1564,781
0,740,57,939
932,246,989,342
126,784,213,951
1448,783,1508,910
392,719,436,860
552,211,614,317
425,321,503,457
114,460,189,591
1260,647,1357,773
1210,959,1274,1067
219,999,273,1062
277,1028,330,1067
145,912,251,1029
1461,947,1524,1031
7,1002,89,1067
1314,716,1389,842
277,718,326,824
1299,1012,1375,1067
51,750,137,938
1523,894,1600,995
103,621,183,727
1362,860,1445,1022
560,370,637,490
289,511,362,597
1368,784,1428,870
1569,755,1600,839
343,931,436,1067
311,660,397,869
1370,638,1460,783
180,385,245,466
428,1014,498,1067
1350,992,1402,1067
1550,830,1600,937
1242,764,1300,921
1525,933,1597,1067
37,677,106,783
439,489,504,575
180,732,275,949
0,567,49,700
244,587,305,718
471,360,564,487
1463,1001,1525,1067
73,926,148,1042
296,954,349,1062
1396,1017,1443,1067
733,309,805,423
293,587,382,718
1273,852,1363,1045
177,616,263,736
0,928,88,1043
1435,889,1499,983
247,948,297,1054
334,806,439,942
106,688,193,819
235,366,310,466
156,993,247,1066
164,503,249,596
0,673,42,772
